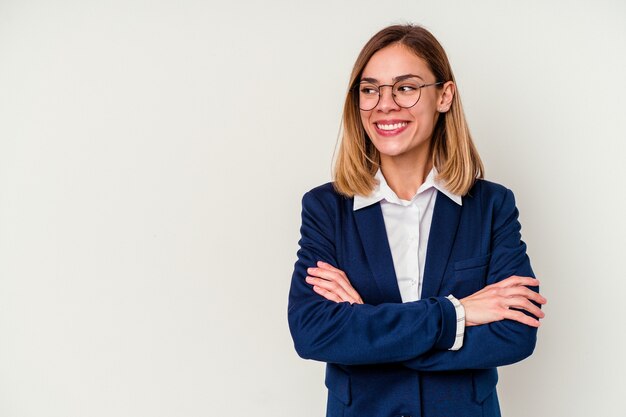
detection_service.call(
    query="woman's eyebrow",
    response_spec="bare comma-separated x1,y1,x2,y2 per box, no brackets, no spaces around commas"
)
360,73,425,83
394,73,424,82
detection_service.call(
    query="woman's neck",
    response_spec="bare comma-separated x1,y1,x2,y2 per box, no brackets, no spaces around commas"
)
380,153,433,200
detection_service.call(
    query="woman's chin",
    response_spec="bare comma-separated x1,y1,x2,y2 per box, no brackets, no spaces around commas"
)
373,140,419,158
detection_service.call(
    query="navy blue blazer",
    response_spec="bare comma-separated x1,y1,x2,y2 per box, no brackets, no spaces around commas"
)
288,179,539,417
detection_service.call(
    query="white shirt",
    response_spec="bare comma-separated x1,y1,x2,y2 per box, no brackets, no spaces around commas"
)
353,167,465,350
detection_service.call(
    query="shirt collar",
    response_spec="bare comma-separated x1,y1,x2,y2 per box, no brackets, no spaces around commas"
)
353,167,463,211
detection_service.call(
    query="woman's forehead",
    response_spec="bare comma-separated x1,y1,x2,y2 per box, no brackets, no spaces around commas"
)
361,44,432,81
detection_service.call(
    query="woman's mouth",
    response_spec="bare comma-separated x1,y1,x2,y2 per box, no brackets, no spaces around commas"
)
374,121,409,136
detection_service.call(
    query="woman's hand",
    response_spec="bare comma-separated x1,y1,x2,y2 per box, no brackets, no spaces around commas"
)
460,276,547,327
306,261,364,305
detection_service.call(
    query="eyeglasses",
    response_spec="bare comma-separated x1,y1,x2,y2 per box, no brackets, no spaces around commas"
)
356,77,444,111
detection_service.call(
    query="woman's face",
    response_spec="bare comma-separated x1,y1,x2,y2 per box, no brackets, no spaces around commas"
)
359,43,452,165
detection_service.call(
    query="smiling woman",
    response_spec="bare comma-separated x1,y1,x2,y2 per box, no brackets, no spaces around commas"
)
288,24,546,417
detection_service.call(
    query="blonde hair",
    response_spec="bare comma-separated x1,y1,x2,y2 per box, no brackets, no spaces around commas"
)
333,24,484,197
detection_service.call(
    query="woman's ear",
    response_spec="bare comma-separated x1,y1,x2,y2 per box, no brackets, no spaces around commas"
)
437,81,455,113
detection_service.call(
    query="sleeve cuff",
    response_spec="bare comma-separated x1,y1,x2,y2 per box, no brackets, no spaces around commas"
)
433,296,458,350
446,295,466,351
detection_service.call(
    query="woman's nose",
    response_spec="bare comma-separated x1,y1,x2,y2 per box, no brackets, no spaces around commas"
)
376,86,400,112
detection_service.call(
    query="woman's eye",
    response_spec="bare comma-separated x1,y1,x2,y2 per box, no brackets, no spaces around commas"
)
360,87,378,95
396,85,417,93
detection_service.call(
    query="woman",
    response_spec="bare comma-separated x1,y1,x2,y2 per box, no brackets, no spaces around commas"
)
288,24,546,417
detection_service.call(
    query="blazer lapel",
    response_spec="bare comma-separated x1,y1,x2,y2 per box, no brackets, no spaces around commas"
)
354,203,403,303
421,191,462,298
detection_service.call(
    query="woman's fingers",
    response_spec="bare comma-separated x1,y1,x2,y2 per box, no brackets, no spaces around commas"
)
506,296,545,319
306,261,364,304
308,263,346,284
503,308,541,328
316,261,345,275
503,285,547,306
491,276,547,306
306,276,361,304
312,285,343,303
496,275,540,289
307,266,355,298
307,262,363,303
306,276,354,302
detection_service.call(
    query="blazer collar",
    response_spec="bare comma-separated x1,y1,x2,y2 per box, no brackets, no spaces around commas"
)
421,191,462,298
353,190,462,302
353,203,403,303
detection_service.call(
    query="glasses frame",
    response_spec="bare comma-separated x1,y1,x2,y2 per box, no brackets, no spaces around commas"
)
355,79,445,111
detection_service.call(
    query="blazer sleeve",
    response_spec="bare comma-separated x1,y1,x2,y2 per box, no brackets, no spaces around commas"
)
287,188,458,365
402,188,540,371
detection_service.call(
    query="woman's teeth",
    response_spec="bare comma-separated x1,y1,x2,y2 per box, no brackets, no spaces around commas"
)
376,122,407,131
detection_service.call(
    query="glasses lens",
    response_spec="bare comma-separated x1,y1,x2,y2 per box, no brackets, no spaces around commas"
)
392,77,422,108
358,82,379,111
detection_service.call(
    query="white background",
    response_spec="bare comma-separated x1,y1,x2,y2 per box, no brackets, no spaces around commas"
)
1,0,625,416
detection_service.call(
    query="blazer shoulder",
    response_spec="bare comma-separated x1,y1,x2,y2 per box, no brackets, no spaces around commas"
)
468,178,512,203
468,179,523,220
302,182,351,208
